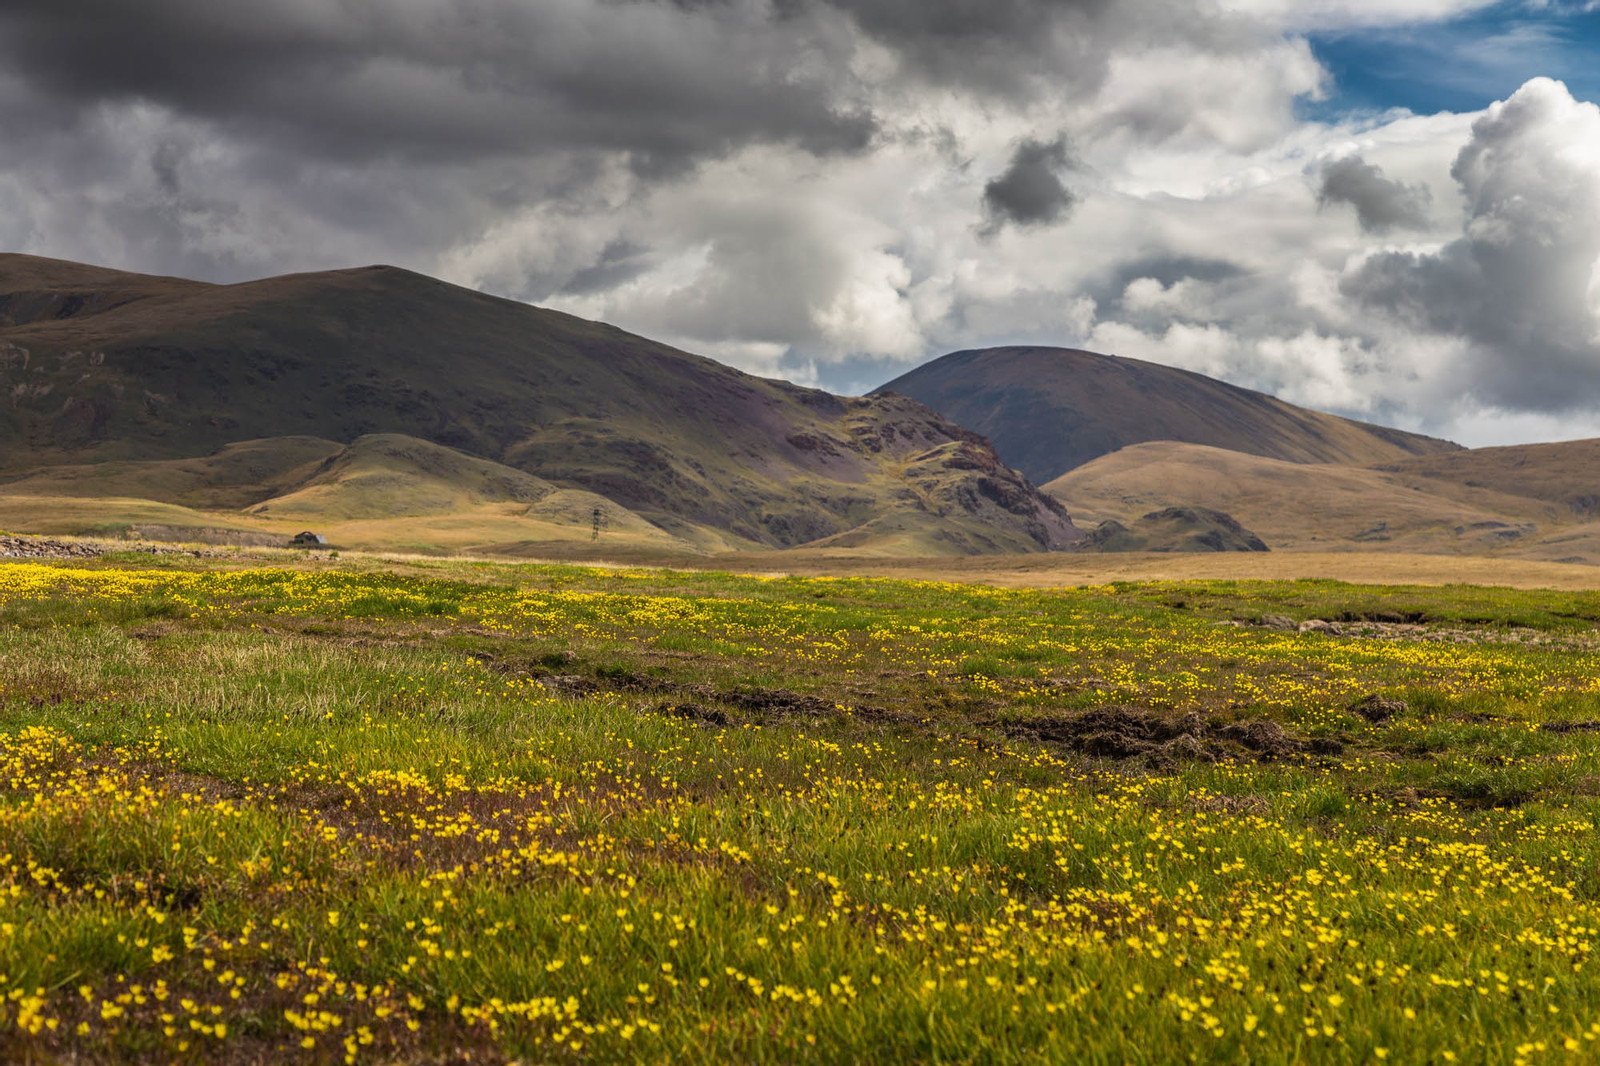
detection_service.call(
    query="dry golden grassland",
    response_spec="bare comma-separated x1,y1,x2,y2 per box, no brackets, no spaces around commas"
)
1,555,1599,1062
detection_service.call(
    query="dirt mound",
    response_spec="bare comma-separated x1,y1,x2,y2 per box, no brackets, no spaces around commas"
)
1000,706,1319,764
1540,719,1600,734
1233,615,1597,648
721,686,837,717
656,702,731,727
1350,694,1407,723
521,660,867,724
537,674,602,698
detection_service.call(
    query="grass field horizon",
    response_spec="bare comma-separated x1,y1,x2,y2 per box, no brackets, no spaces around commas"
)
12,521,1600,593
2,551,1600,1060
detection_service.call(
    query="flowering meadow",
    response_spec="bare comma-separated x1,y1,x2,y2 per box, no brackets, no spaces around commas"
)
1,557,1599,1062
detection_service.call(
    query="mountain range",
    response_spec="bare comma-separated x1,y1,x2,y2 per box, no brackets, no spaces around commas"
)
875,346,1600,563
0,254,1074,556
4,253,1598,563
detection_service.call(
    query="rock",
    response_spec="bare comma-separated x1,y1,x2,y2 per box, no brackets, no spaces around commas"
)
1081,507,1269,554
1259,614,1297,631
0,534,102,559
0,534,213,559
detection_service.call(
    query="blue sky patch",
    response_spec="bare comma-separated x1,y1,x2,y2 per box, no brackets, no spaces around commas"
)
1305,1,1600,119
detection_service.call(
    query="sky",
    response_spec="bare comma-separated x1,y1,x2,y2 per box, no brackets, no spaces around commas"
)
2,1,1599,446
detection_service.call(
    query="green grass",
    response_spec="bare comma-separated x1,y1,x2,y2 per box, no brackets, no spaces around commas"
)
0,558,1599,1061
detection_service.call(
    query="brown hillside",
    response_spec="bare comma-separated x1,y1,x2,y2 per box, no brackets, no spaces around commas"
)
1376,439,1600,517
1043,441,1589,559
875,346,1459,483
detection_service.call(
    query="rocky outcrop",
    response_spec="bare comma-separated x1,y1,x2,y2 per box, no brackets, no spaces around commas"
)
1081,507,1268,553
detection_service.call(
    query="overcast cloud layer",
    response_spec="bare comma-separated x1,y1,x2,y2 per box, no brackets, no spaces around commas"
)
3,0,1599,445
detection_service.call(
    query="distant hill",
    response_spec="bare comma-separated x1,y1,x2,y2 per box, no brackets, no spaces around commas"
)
1376,440,1600,518
1043,440,1600,562
0,433,692,554
0,254,1078,555
875,346,1459,483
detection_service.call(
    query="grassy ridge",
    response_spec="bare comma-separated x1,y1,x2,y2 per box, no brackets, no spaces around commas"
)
0,560,1598,1061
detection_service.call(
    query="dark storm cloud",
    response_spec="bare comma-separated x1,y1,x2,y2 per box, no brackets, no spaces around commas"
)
1104,255,1245,297
0,0,1150,175
0,0,875,170
557,239,655,296
981,137,1076,232
0,0,1167,298
1316,155,1431,233
0,0,1172,297
804,0,1115,96
662,0,1120,97
807,0,1105,42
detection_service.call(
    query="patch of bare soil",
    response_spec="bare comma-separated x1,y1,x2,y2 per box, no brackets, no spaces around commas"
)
537,673,603,698
1540,719,1600,733
1349,694,1407,723
1191,794,1269,815
722,686,838,717
1235,614,1598,648
656,701,731,727
998,706,1335,766
524,660,904,726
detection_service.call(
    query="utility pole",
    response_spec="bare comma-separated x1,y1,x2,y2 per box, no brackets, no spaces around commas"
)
592,506,603,541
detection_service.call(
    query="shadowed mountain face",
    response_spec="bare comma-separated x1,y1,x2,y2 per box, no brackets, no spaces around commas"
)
0,254,1077,553
875,346,1460,483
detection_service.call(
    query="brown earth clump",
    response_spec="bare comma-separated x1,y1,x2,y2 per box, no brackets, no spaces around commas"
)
998,705,1319,765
